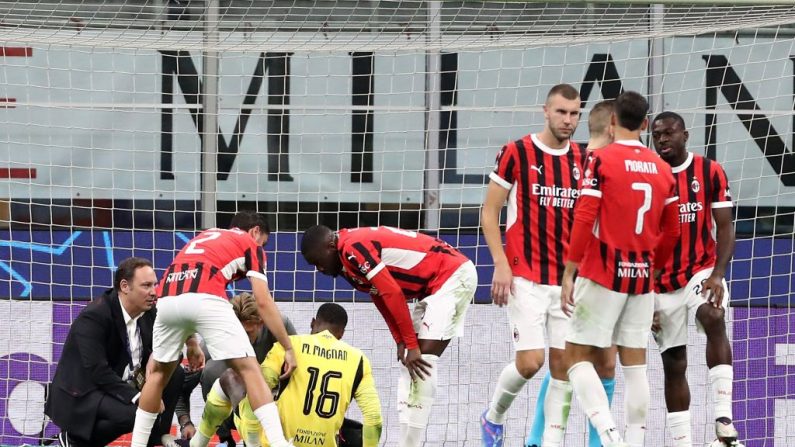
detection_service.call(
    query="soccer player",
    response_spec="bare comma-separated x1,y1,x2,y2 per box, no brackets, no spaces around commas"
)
479,83,587,447
130,211,297,447
524,98,618,447
301,225,477,447
233,302,382,447
650,112,742,447
560,91,681,447
176,292,298,446
584,99,616,151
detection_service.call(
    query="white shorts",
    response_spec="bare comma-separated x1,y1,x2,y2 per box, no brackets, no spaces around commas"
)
653,267,728,353
153,292,256,363
412,261,476,340
566,278,654,349
507,277,569,351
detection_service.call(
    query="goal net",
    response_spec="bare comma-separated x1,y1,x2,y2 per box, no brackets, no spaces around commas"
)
1,1,794,445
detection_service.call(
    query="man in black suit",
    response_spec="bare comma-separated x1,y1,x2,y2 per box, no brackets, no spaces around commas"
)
45,257,202,447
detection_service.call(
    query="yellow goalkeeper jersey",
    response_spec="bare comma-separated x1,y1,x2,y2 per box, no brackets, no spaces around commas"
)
237,330,382,447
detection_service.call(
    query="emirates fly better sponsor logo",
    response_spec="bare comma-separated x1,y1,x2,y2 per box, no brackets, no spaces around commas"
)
678,201,703,223
531,183,579,208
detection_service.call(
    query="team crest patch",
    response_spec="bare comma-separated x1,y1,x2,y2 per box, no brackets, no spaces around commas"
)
572,166,581,180
691,177,701,193
359,261,370,274
513,326,520,342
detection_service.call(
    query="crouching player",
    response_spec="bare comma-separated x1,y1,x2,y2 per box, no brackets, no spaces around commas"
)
219,303,383,447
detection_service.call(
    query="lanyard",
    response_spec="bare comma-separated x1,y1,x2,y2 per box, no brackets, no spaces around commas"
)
125,320,141,371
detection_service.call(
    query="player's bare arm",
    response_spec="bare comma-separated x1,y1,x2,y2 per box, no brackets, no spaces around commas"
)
481,180,513,306
702,206,735,308
251,278,296,378
560,260,578,317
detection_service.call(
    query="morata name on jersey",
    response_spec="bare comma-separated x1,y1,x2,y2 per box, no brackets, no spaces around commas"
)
624,160,659,174
301,343,348,361
531,184,579,209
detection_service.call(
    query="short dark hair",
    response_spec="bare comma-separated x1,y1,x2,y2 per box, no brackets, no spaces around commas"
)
588,99,615,136
316,302,348,329
114,257,153,290
301,225,333,256
614,91,649,131
230,210,270,234
652,111,686,129
547,83,580,102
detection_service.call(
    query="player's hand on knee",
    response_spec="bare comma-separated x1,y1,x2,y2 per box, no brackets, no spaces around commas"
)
280,348,297,379
404,348,432,381
701,273,725,308
651,311,661,333
186,344,205,372
491,264,513,307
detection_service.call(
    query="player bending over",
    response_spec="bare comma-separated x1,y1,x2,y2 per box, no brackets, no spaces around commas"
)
524,98,618,447
130,211,296,447
302,225,476,447
179,292,297,446
560,91,680,447
230,302,382,447
651,111,743,447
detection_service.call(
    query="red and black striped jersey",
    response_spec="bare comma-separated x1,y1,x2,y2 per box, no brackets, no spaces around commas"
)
336,226,469,350
576,140,678,294
157,228,267,298
490,133,587,285
656,153,733,293
336,226,469,299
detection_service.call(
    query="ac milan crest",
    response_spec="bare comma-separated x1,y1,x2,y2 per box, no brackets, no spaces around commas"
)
691,177,700,193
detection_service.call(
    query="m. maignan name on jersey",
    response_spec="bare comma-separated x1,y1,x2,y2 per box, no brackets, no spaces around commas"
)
301,343,348,361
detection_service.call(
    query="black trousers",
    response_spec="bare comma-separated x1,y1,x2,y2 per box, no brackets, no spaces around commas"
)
74,366,184,447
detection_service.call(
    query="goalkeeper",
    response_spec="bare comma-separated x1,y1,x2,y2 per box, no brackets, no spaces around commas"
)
200,303,383,447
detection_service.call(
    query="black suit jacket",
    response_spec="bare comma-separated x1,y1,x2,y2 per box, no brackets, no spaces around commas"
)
45,288,155,440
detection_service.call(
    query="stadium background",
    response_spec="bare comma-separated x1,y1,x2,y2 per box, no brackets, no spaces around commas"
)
2,0,795,445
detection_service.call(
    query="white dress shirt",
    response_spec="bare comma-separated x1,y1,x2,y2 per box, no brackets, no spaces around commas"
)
120,303,143,381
